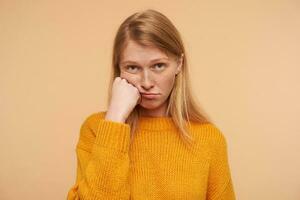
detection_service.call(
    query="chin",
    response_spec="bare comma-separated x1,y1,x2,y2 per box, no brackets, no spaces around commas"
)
138,101,160,110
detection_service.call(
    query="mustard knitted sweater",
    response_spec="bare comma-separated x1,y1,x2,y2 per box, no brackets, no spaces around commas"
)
67,111,236,200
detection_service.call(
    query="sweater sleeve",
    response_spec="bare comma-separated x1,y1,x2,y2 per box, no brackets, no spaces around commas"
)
66,112,131,200
206,125,236,200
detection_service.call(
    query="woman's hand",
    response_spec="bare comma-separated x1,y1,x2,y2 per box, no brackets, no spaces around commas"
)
105,77,141,123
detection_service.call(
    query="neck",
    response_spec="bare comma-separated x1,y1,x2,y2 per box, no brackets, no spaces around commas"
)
138,101,170,117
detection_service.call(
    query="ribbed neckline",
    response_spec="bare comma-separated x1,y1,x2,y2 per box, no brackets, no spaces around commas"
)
137,116,178,131
98,111,179,131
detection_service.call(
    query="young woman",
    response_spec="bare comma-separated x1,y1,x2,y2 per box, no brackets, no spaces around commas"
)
67,9,236,200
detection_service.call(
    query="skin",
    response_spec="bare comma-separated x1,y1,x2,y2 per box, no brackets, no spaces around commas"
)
119,40,183,117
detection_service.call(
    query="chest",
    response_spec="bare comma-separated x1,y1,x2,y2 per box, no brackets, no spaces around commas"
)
128,132,211,199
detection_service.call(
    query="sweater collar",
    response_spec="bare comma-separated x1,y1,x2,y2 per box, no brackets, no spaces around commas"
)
137,116,178,131
99,111,178,131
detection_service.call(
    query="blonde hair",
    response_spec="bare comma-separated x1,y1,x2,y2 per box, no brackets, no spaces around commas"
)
106,9,213,148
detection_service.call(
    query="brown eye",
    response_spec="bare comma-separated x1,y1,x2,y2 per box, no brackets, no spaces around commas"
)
126,65,139,72
153,63,166,70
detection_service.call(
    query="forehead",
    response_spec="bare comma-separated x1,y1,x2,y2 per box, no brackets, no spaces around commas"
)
120,40,169,63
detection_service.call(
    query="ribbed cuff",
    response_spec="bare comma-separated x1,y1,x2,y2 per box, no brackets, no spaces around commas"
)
94,119,131,153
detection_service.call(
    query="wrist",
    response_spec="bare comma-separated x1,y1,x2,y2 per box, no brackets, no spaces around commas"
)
105,110,126,123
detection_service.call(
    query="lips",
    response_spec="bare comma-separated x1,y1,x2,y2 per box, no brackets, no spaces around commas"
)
141,93,159,99
141,93,159,95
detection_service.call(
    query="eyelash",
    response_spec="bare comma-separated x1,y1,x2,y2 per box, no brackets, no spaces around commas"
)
126,63,166,71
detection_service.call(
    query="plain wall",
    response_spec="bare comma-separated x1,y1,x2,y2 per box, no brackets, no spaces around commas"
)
1,1,299,199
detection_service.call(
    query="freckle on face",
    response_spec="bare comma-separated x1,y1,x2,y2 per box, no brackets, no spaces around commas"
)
119,40,178,106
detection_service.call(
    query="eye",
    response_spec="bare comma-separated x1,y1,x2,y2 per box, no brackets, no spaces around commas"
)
153,63,166,70
126,65,139,72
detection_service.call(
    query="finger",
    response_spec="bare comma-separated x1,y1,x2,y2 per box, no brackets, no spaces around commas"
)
137,93,142,104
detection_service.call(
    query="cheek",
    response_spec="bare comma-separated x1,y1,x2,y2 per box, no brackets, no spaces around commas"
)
159,75,176,94
120,72,139,86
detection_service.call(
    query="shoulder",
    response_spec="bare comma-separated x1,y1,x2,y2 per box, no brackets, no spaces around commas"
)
188,122,228,147
76,110,107,151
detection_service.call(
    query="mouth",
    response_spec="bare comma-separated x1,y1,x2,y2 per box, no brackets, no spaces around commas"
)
141,93,160,99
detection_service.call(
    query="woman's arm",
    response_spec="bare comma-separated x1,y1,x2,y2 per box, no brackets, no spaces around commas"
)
206,126,236,200
67,113,131,200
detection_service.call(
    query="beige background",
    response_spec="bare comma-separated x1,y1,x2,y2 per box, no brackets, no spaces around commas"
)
1,1,299,199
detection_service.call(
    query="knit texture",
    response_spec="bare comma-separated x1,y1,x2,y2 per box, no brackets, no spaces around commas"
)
67,111,236,200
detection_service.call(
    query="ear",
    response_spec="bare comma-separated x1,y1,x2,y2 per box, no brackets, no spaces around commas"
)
176,53,184,75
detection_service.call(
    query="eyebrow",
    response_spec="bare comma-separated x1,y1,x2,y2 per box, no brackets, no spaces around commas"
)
120,57,169,65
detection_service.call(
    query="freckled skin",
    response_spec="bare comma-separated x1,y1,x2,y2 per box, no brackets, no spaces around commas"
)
119,40,182,117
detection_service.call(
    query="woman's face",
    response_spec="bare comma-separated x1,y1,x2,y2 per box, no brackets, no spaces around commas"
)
119,40,182,117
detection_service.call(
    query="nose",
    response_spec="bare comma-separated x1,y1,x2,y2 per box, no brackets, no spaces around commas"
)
140,71,154,90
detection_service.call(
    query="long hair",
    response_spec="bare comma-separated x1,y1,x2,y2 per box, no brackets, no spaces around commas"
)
106,9,213,148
